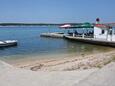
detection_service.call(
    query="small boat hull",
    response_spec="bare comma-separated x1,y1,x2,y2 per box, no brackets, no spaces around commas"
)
0,40,18,48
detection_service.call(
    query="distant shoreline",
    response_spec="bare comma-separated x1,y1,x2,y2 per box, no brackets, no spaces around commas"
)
0,23,84,27
0,23,60,26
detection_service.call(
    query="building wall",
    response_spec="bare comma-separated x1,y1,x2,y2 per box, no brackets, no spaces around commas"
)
111,35,115,41
94,27,107,40
94,27,115,41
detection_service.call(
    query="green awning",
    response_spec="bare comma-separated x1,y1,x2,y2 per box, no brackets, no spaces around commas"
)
60,23,94,29
74,22,94,28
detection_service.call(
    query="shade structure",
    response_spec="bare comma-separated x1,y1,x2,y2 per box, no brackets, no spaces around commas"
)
59,23,94,29
76,22,94,28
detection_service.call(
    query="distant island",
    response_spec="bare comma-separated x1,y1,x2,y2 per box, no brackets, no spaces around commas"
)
0,23,83,27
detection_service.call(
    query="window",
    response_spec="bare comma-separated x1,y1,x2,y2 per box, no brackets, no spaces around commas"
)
101,30,105,34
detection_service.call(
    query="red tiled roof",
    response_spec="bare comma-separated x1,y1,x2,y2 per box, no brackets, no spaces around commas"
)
95,24,112,29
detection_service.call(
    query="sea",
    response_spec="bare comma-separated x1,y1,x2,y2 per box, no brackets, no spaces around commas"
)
0,26,114,64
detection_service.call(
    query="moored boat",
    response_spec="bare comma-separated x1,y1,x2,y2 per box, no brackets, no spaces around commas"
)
0,40,18,47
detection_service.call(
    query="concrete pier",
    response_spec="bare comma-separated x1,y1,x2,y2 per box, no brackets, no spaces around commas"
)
40,32,115,47
40,32,64,38
65,35,115,47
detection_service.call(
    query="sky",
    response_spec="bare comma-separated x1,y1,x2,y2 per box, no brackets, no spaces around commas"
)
0,0,115,23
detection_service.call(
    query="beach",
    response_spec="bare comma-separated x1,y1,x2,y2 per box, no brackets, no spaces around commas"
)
0,50,115,86
12,49,115,71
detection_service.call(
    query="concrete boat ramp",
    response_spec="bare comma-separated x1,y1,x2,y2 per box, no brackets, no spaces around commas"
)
0,60,115,86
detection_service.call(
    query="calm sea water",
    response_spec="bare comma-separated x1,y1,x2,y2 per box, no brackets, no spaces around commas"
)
0,26,114,63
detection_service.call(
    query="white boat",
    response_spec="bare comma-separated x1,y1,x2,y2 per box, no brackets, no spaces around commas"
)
0,40,18,47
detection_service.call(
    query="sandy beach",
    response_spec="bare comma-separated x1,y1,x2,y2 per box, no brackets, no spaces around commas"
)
12,49,115,71
1,51,115,86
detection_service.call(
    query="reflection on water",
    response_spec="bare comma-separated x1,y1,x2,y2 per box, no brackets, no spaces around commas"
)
0,26,114,63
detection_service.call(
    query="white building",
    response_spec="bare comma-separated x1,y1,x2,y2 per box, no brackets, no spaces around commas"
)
94,24,115,41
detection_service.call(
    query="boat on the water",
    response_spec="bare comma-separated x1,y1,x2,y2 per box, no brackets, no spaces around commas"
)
0,40,18,47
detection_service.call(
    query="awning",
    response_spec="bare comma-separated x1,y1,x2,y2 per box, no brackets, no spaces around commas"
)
59,23,94,29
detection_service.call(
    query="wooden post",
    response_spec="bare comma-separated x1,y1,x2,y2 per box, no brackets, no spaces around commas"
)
82,28,84,38
73,29,75,37
111,29,114,41
106,29,108,41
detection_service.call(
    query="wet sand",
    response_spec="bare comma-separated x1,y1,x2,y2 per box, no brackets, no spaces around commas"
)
13,49,115,71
